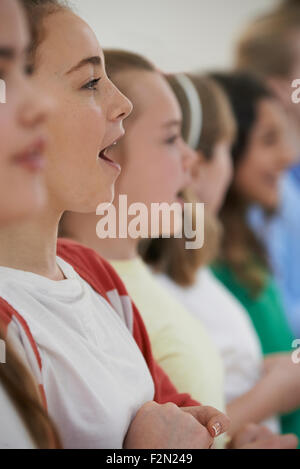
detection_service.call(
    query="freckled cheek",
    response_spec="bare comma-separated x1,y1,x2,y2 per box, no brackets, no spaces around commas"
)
59,106,105,159
79,107,105,148
160,162,182,199
160,151,182,178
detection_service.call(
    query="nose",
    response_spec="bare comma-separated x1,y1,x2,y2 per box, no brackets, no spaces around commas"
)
19,77,54,129
109,82,133,123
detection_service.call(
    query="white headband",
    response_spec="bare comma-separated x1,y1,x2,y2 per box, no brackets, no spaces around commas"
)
174,74,202,150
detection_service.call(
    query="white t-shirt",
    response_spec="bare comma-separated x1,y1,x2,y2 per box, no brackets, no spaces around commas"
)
156,267,280,432
0,383,36,449
0,257,154,449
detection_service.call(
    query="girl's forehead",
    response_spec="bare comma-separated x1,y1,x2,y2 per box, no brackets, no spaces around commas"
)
120,70,181,121
40,10,103,72
0,0,28,49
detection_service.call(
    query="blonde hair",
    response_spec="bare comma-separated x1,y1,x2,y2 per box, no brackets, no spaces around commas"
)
140,201,222,287
104,49,155,77
0,326,61,448
21,0,70,66
186,75,236,158
140,75,236,286
236,5,300,78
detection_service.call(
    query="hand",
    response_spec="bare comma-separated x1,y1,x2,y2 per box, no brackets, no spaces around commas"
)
263,353,300,414
229,423,298,449
124,402,218,449
242,435,298,449
181,405,230,438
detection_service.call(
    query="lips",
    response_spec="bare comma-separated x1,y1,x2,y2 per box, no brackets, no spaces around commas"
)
98,140,122,172
13,137,46,172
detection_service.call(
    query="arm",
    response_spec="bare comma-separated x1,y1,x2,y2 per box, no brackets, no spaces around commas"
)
227,373,282,436
227,352,300,436
229,423,298,449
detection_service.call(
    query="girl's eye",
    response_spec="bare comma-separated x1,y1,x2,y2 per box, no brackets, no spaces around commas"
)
165,135,180,145
82,77,101,91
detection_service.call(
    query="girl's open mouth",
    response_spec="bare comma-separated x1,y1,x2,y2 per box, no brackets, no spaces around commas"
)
98,144,121,172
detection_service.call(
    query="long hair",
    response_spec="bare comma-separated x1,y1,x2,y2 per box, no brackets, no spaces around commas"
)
211,72,274,296
0,326,61,448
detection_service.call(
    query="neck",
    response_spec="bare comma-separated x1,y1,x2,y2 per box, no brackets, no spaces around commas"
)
62,211,139,261
0,207,63,280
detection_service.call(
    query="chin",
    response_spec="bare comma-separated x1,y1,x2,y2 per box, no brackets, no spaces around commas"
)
105,186,115,205
89,182,116,211
14,184,46,218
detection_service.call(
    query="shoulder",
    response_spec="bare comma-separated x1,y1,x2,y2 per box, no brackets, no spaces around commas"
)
211,262,234,286
57,238,137,330
57,238,111,275
57,238,129,296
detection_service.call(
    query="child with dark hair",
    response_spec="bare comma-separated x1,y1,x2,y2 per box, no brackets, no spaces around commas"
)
212,71,300,442
236,4,300,338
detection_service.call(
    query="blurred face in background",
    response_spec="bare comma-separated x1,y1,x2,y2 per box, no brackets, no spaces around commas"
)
269,31,300,125
190,140,233,215
108,69,196,235
234,98,294,210
0,0,50,225
266,30,300,154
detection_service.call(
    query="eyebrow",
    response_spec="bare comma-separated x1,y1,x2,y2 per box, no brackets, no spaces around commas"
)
0,47,15,60
0,44,31,60
66,56,102,75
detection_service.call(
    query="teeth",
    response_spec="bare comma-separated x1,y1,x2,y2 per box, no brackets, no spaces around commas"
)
106,142,117,151
99,141,118,157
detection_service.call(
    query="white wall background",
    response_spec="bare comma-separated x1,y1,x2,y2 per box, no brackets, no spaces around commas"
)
71,0,280,73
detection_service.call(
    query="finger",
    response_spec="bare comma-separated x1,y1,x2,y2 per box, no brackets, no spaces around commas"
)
269,434,298,450
233,424,274,448
253,425,274,440
231,423,260,448
242,434,298,450
182,406,230,438
197,426,214,450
